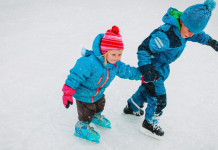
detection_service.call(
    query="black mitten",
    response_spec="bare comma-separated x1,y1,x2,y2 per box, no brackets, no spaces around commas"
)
140,64,160,83
206,36,218,52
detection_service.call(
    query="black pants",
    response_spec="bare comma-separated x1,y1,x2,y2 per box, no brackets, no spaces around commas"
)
76,95,106,123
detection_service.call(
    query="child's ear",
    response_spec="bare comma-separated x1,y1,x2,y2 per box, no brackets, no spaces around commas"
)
179,20,183,25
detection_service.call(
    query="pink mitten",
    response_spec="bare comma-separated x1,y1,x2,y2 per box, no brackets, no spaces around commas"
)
62,84,75,108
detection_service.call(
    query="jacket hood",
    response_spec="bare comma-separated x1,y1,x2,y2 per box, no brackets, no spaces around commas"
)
80,33,120,68
162,7,182,30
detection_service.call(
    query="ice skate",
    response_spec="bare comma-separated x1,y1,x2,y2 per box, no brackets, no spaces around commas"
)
123,102,144,116
91,113,111,129
140,119,164,140
74,121,100,143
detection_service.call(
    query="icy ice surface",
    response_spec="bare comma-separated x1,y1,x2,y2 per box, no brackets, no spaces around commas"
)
0,0,218,150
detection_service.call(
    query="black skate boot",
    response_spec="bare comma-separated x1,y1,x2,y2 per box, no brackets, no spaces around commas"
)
123,102,144,116
140,119,164,139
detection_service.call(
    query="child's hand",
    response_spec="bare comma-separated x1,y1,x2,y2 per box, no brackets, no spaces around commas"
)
140,64,160,83
62,84,75,109
206,37,218,51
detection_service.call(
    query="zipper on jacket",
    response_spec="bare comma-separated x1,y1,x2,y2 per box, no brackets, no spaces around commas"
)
173,51,180,62
163,52,170,62
91,68,109,103
97,75,103,85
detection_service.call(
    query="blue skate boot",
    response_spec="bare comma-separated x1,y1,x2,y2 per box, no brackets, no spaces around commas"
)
74,121,100,143
91,113,111,129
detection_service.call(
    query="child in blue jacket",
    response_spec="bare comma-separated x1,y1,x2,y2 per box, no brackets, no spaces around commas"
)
62,26,141,143
123,0,218,139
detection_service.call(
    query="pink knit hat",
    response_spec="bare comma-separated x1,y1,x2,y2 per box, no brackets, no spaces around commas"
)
100,26,124,55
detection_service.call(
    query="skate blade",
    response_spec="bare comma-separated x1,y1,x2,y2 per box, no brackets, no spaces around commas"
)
74,133,100,143
139,127,163,140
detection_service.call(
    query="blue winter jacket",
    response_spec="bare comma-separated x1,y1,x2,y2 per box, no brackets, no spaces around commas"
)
65,33,141,103
138,7,210,95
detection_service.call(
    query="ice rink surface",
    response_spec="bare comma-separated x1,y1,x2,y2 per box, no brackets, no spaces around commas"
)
0,0,218,149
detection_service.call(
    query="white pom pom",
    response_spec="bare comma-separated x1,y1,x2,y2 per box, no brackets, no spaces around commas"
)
204,0,216,11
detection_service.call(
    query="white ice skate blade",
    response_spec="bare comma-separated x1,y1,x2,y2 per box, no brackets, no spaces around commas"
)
139,127,163,140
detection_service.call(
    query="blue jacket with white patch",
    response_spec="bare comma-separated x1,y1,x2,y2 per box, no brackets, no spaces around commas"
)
138,7,210,95
65,33,141,103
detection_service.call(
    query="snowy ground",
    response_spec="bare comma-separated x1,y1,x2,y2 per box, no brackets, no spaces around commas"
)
1,0,218,150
